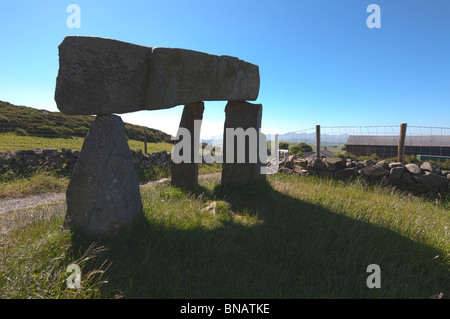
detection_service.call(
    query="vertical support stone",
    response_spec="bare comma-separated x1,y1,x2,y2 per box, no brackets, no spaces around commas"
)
222,100,265,185
171,102,205,190
64,114,142,237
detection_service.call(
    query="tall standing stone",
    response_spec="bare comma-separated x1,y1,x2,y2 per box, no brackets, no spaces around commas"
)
64,114,142,237
222,100,265,185
171,102,205,190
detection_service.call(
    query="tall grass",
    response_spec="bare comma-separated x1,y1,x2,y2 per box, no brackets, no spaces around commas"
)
0,208,109,299
0,174,448,299
0,167,70,198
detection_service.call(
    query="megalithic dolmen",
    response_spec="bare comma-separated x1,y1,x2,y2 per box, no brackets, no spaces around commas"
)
54,36,261,237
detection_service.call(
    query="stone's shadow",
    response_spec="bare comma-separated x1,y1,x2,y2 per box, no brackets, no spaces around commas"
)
71,179,448,299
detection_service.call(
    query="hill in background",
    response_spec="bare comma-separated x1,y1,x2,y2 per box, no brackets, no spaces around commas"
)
0,100,173,144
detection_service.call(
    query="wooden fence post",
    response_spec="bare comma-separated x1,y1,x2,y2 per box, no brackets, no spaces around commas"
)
316,125,321,159
398,123,407,163
144,130,148,154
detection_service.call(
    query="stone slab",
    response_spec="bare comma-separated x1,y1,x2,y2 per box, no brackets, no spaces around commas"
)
55,36,260,115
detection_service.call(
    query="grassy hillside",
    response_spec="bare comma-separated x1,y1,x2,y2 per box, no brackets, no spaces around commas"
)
0,132,175,153
0,174,448,299
0,100,173,144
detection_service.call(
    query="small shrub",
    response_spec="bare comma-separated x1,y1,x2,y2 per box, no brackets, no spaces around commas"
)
15,128,28,136
279,142,289,150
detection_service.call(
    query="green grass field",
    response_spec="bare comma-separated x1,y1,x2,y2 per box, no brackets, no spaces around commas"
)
0,173,448,299
0,100,173,145
0,132,174,152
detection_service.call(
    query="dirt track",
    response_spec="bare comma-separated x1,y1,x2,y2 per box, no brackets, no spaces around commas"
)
0,193,66,215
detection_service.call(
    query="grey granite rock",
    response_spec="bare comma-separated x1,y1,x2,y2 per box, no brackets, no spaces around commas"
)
55,36,260,115
64,114,142,237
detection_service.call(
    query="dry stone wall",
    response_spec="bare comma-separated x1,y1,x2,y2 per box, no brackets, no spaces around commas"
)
0,148,171,170
279,156,450,197
0,148,69,169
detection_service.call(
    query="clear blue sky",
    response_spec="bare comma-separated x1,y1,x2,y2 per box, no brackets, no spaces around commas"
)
1,0,449,138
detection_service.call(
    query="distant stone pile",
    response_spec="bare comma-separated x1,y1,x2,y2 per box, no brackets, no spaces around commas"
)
279,156,450,197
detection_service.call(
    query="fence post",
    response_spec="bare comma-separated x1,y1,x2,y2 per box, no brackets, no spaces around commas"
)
398,123,407,163
316,125,321,159
144,130,148,154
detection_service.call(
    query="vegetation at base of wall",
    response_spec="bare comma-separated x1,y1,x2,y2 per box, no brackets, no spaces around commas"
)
0,174,448,299
135,163,223,183
0,163,223,198
0,100,174,144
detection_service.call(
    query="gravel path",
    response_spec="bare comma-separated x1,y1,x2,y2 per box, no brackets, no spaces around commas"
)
0,192,66,215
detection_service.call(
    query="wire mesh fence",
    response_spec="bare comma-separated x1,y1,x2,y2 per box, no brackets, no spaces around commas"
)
278,124,450,167
2,115,450,168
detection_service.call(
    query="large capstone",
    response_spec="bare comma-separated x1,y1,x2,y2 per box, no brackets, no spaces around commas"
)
64,114,142,237
55,36,260,115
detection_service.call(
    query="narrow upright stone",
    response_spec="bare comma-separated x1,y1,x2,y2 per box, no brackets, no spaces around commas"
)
64,114,142,237
171,102,205,190
222,100,265,185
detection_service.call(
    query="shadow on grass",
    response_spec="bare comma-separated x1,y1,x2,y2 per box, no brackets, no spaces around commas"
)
71,179,448,299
